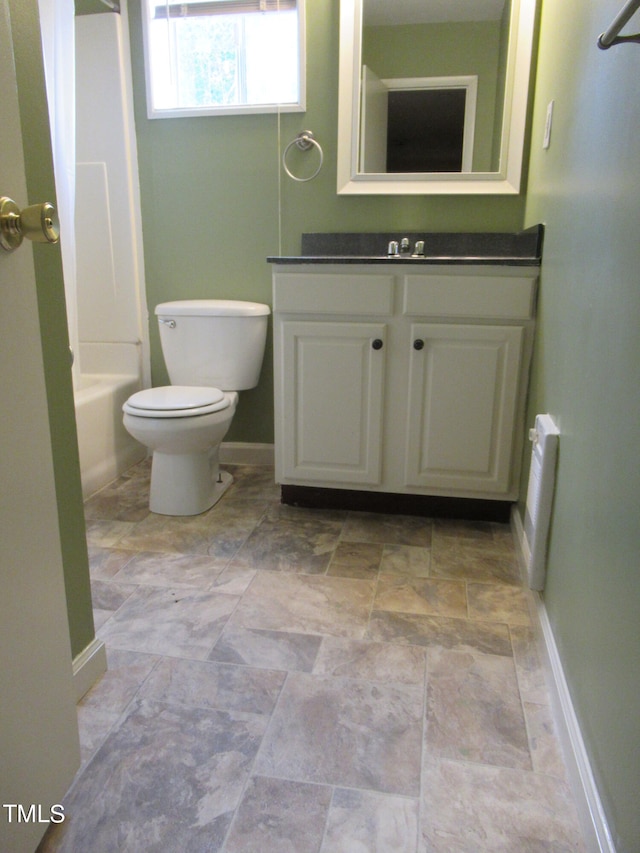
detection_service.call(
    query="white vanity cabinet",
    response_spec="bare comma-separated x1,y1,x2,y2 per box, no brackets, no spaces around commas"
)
404,322,524,494
272,264,538,502
278,319,387,484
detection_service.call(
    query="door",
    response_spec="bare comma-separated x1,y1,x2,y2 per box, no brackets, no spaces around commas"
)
359,65,388,172
404,323,523,494
0,3,81,852
278,320,386,485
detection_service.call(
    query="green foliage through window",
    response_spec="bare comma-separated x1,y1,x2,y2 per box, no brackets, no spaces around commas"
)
143,0,305,117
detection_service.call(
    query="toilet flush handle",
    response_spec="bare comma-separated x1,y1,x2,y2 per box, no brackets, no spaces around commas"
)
159,318,176,329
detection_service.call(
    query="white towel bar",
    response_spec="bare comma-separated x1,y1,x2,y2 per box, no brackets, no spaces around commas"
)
598,0,640,48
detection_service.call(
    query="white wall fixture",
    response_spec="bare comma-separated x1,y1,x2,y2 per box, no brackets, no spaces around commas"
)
524,413,560,590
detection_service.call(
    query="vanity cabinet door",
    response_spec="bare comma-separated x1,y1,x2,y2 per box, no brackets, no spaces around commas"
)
404,323,524,494
276,320,387,485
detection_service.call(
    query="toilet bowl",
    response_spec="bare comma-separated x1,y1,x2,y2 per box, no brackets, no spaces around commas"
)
122,299,269,516
123,387,238,516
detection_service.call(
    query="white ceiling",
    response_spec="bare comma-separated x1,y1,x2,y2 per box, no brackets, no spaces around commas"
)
364,0,508,27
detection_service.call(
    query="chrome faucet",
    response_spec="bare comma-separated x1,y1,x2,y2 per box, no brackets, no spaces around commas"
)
389,237,424,257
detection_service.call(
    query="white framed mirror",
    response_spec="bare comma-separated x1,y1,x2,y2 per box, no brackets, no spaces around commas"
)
337,0,537,195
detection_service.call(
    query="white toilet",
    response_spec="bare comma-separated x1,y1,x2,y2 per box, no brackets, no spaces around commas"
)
122,299,270,516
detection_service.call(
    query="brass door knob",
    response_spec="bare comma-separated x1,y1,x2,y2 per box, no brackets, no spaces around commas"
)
0,196,60,252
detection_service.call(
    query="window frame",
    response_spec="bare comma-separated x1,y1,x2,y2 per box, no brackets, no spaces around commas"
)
141,0,306,119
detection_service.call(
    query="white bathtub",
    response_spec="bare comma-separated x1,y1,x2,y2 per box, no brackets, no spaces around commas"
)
74,371,146,499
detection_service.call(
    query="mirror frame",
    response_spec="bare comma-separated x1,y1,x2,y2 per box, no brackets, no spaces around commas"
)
337,0,537,195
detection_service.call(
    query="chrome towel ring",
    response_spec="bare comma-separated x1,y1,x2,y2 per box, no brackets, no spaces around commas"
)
282,131,324,182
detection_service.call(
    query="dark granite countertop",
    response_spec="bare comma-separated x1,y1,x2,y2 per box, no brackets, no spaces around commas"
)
268,225,543,267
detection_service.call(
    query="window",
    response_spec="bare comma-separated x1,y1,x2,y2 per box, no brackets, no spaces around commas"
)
143,0,305,118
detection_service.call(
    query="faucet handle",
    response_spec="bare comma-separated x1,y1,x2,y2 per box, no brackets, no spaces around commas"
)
412,240,425,257
387,240,399,257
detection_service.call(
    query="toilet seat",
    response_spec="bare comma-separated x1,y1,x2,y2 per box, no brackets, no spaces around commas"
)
123,386,230,418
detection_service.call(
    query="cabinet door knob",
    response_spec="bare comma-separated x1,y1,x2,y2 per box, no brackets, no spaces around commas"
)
413,339,425,350
372,338,384,350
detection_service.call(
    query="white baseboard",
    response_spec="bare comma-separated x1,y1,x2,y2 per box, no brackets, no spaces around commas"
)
511,507,616,853
72,637,107,703
535,600,616,853
220,442,274,466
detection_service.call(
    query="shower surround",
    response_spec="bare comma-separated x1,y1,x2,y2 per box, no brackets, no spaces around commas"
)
74,6,149,496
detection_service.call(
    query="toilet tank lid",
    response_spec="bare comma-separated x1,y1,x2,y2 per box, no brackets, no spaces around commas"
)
155,300,270,317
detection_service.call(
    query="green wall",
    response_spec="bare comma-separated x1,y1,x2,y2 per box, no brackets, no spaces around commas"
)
126,0,526,444
522,1,640,849
9,0,94,659
75,0,112,12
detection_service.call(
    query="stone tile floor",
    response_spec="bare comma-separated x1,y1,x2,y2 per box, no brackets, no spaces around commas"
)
39,462,587,852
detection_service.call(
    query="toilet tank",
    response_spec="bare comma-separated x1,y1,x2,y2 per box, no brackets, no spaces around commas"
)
155,300,270,390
